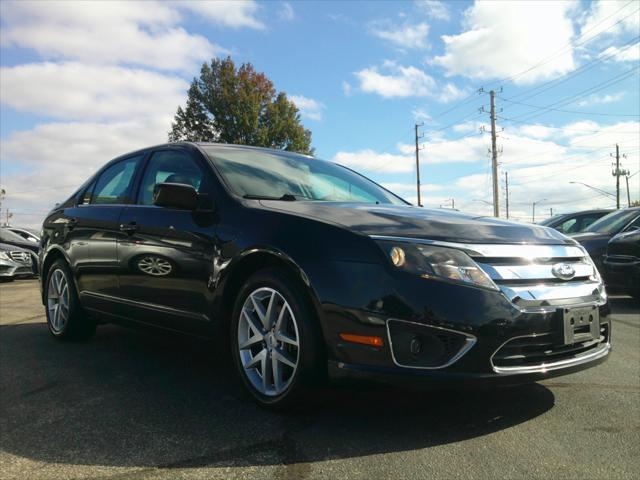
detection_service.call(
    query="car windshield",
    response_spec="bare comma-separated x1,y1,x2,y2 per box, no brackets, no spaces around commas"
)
0,228,28,243
203,147,407,205
584,209,638,234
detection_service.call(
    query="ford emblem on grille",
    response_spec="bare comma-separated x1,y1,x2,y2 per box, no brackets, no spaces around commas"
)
551,263,576,281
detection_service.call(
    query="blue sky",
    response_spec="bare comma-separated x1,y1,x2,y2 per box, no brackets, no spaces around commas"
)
1,0,639,227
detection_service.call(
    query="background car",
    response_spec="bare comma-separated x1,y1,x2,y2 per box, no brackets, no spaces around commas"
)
538,209,611,234
0,243,35,281
602,229,640,301
571,207,640,270
4,226,40,243
0,228,39,274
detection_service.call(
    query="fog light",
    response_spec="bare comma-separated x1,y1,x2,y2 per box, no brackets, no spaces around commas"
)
389,246,406,267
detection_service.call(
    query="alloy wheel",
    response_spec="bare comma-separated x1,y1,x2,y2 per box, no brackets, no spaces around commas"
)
47,269,70,333
137,256,172,276
237,287,300,396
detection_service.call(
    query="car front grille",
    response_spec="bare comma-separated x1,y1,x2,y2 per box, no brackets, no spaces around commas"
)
492,323,609,373
8,251,32,264
468,244,605,311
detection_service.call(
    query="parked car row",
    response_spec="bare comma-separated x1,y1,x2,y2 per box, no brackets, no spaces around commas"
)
0,226,40,281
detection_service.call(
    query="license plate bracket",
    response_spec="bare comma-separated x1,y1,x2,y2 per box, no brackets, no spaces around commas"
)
561,305,600,345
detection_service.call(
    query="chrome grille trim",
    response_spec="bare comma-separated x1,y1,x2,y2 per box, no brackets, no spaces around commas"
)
8,251,32,264
477,262,594,281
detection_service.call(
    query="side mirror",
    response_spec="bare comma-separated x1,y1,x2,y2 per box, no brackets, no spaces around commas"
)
153,183,198,210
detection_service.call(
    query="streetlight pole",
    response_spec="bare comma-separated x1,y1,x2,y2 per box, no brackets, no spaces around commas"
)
532,199,546,223
569,181,616,199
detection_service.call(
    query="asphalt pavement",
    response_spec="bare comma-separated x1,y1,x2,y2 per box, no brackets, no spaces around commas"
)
1,279,638,480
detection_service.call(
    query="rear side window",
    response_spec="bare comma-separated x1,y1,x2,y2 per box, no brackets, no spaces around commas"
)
138,150,207,205
89,155,143,205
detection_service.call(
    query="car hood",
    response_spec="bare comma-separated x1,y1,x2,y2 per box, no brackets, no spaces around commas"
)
259,201,575,245
0,242,31,253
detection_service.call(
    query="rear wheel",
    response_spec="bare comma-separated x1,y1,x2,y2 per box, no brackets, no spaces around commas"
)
230,268,322,409
45,260,96,341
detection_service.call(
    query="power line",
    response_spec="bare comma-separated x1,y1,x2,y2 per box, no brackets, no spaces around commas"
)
505,67,640,122
495,2,639,86
508,36,640,102
496,115,640,134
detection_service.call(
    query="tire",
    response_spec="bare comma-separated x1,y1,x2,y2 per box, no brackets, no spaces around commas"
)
44,259,96,341
230,267,323,409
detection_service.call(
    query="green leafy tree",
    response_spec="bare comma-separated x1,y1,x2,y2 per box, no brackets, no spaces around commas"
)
169,57,313,154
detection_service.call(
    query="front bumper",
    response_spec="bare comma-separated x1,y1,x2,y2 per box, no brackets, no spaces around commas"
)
308,256,611,387
0,259,35,278
328,342,610,389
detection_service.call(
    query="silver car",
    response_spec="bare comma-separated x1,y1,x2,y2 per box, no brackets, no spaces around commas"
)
0,243,34,281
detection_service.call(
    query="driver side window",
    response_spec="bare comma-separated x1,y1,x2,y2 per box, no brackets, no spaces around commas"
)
138,150,207,205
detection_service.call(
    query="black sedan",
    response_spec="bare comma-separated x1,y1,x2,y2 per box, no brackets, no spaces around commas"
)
602,229,640,300
538,209,611,234
39,143,610,408
571,207,640,270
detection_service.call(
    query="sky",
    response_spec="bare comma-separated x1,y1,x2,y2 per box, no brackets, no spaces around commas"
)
0,0,639,228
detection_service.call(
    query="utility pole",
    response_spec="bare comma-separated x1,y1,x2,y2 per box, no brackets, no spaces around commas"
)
490,90,499,218
503,171,509,219
549,207,553,217
611,144,629,210
625,174,631,207
414,123,424,207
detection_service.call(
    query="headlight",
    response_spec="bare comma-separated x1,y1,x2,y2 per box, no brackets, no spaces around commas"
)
0,251,9,261
376,241,498,291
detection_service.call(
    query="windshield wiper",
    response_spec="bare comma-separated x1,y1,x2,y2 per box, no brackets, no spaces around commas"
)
243,193,299,201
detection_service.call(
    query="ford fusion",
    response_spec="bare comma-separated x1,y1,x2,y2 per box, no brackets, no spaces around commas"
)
39,143,610,407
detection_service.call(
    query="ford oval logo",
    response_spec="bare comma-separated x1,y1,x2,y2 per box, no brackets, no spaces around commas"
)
552,263,575,281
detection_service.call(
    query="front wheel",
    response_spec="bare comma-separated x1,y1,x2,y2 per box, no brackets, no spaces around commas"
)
45,260,96,341
230,268,323,409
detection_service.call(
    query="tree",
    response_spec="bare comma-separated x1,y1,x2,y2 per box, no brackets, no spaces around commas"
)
169,57,313,155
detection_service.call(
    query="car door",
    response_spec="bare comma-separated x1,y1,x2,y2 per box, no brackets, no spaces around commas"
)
67,154,146,312
116,147,218,334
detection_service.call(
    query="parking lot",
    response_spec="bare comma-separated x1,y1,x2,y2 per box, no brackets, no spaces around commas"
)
0,279,638,480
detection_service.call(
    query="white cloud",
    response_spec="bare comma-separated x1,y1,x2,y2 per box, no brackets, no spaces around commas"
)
331,120,639,217
432,1,576,84
354,61,467,102
599,43,640,63
0,1,250,71
0,62,187,121
179,0,264,29
332,135,489,174
278,2,295,22
579,0,640,40
332,149,414,173
356,62,436,98
416,0,450,21
371,22,430,50
576,92,625,107
289,95,325,121
0,118,170,227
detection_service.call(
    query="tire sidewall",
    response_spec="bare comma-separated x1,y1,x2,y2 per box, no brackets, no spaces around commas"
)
44,260,92,340
230,268,321,408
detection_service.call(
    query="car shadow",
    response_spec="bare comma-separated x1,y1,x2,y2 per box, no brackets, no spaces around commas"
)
0,322,555,470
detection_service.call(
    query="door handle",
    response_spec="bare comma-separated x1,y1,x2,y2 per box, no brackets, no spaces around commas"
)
119,222,139,234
